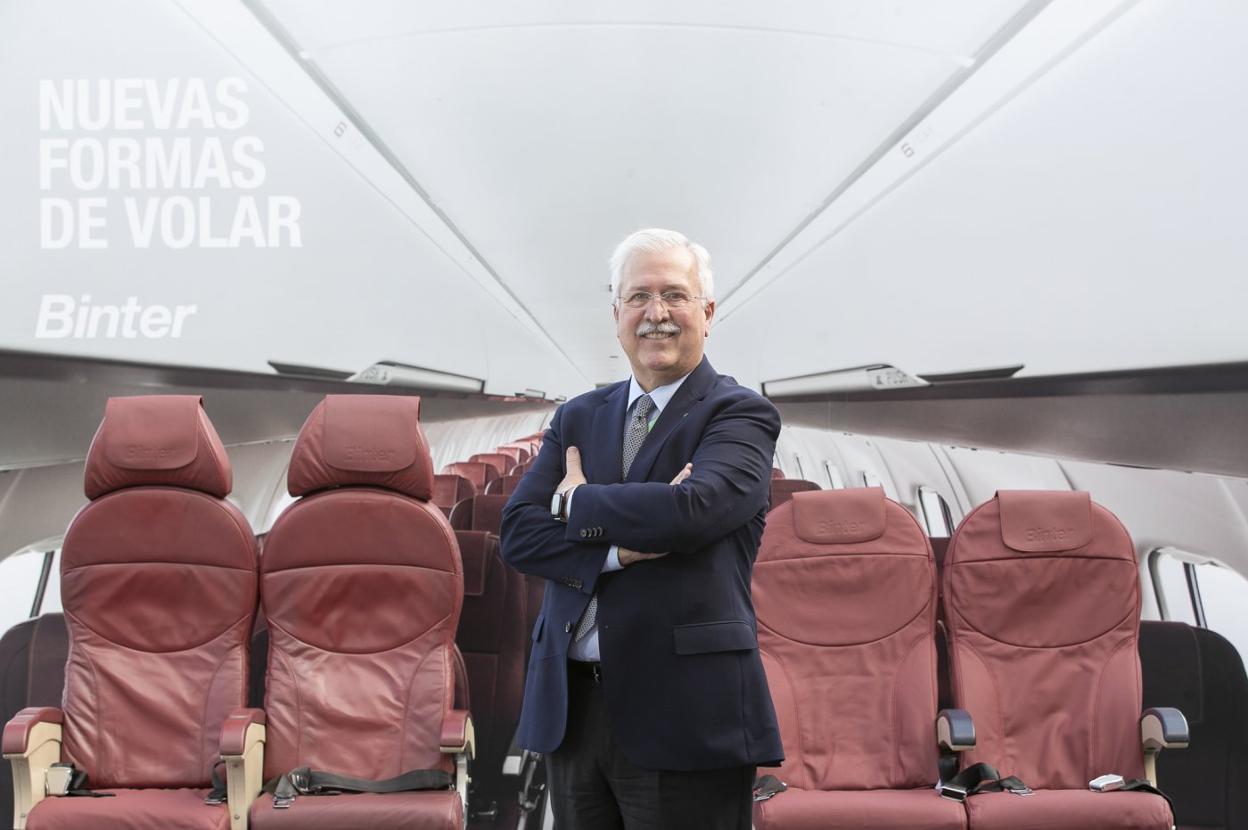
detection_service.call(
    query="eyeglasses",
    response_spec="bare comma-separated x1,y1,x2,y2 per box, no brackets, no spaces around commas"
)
616,291,704,309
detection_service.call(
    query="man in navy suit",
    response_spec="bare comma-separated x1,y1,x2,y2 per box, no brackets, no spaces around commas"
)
501,228,783,829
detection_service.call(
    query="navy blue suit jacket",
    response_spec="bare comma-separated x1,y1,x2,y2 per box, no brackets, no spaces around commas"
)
500,357,784,771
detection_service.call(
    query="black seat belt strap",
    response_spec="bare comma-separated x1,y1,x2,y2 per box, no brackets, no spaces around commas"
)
269,766,454,809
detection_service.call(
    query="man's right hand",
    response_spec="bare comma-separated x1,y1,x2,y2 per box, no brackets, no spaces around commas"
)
618,463,692,566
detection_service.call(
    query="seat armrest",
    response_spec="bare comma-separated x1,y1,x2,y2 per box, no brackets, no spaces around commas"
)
440,709,475,756
221,708,266,830
441,710,475,821
1140,707,1189,788
937,709,976,751
220,708,266,756
3,707,63,756
3,708,64,830
1141,707,1189,750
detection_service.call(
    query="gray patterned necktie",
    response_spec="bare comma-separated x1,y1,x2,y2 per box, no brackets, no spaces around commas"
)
574,394,655,643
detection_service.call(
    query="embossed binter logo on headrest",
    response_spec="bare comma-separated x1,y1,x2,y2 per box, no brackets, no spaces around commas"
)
817,519,865,536
124,443,178,460
344,445,397,463
1025,526,1076,543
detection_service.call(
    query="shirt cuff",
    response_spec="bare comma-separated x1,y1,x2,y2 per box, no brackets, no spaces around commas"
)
602,546,623,572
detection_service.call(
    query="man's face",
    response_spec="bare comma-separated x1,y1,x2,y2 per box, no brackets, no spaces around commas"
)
613,246,715,390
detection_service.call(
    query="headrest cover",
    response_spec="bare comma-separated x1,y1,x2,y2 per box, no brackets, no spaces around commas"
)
288,395,434,500
84,396,231,499
792,487,886,544
998,490,1093,552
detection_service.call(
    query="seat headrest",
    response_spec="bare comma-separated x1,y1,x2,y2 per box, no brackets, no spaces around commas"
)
997,490,1092,552
288,395,434,500
84,396,231,500
791,487,886,544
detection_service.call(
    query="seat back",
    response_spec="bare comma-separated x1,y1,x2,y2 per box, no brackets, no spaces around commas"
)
1,613,68,820
768,478,820,511
944,490,1146,788
485,474,523,496
434,473,475,516
454,531,526,810
754,487,939,790
494,445,530,465
449,494,508,535
442,461,499,493
61,395,257,788
1141,621,1248,829
469,452,515,477
261,395,462,780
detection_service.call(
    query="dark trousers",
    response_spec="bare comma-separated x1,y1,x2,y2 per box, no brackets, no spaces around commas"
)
547,660,755,830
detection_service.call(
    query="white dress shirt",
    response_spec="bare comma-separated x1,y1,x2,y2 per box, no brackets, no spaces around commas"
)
567,372,692,662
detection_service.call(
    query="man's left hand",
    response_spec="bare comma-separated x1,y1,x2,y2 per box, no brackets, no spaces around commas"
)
558,446,588,495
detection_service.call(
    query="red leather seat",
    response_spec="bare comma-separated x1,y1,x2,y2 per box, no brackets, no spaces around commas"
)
251,395,468,830
484,474,523,496
454,531,525,824
768,478,820,511
7,396,258,830
494,445,530,465
433,473,475,517
944,491,1173,830
448,494,507,535
441,461,498,494
469,452,515,478
752,487,965,830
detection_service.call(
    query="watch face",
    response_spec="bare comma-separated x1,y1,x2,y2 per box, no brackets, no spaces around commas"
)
551,491,563,517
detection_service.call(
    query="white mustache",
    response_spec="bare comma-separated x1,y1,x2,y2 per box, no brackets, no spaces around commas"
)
636,321,681,337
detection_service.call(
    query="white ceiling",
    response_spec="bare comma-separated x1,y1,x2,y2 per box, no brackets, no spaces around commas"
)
255,0,1035,382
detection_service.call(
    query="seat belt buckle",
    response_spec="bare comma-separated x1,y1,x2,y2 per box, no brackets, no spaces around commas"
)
203,793,225,806
1090,773,1125,792
1005,782,1034,796
938,782,969,802
272,794,295,809
46,763,74,797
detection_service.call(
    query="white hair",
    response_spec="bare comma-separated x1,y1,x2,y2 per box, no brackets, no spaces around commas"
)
609,228,715,304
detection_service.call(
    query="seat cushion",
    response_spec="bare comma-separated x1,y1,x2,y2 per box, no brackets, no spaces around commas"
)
249,791,463,830
754,787,967,830
965,789,1173,830
26,788,228,830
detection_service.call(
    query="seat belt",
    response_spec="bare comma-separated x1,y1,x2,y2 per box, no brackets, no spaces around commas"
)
938,762,1032,801
752,774,788,802
268,766,454,809
45,763,115,798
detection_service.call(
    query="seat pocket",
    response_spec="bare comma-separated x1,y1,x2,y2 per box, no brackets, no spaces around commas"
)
672,620,757,655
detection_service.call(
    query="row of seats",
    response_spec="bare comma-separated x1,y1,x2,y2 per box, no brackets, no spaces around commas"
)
2,394,534,830
751,486,1190,830
2,400,1240,829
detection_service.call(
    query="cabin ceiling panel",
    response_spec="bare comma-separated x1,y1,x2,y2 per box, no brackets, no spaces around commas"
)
713,0,1248,388
259,0,1032,383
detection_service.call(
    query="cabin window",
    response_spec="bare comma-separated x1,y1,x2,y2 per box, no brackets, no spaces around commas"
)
0,549,54,633
917,486,953,537
1150,547,1248,658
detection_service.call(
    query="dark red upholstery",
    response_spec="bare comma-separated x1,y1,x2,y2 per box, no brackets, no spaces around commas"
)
254,395,464,829
22,396,257,830
454,531,525,822
752,487,964,829
448,494,507,535
494,445,529,465
28,789,231,830
469,452,515,477
250,791,462,829
484,474,523,496
945,491,1171,829
433,473,475,516
84,395,231,499
768,477,820,510
441,461,498,493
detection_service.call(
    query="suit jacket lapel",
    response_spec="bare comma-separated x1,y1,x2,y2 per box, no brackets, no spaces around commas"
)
590,381,629,483
625,357,718,484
